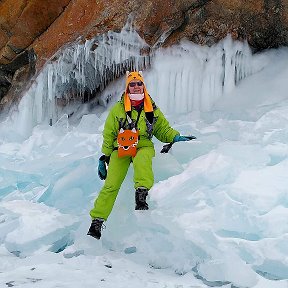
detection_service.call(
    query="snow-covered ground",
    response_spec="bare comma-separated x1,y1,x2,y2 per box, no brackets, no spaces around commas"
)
1,36,288,287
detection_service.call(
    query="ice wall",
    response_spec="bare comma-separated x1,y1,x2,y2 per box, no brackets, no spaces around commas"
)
19,20,149,129
145,37,267,113
9,23,269,135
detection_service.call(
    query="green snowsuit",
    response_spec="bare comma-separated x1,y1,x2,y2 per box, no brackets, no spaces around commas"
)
90,96,179,220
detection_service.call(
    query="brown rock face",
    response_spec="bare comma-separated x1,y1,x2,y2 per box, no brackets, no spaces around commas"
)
0,0,70,64
0,0,70,108
0,0,288,109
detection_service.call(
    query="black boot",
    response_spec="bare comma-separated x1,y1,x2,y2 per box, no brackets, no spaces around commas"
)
87,218,105,239
135,187,149,210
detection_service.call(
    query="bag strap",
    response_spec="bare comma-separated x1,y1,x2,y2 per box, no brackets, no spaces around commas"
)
125,109,142,129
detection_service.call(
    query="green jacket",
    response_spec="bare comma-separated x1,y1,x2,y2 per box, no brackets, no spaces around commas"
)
102,96,179,156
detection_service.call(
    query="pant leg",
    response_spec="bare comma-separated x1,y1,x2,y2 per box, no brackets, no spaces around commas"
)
132,146,155,190
90,150,131,220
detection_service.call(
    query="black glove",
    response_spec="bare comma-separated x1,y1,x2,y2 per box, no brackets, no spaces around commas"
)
98,155,110,180
161,135,197,154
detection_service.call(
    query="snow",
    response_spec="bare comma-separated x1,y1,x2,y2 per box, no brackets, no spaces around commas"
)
1,28,288,287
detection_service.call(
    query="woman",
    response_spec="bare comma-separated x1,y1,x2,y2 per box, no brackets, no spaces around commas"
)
88,71,193,239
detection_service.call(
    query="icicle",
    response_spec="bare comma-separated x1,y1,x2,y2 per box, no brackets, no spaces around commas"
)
18,19,149,126
146,35,268,114
18,23,269,130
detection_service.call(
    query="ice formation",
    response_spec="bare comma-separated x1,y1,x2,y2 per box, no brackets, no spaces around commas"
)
1,22,288,288
10,22,269,136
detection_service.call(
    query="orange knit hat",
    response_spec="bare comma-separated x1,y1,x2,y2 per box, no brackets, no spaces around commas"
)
124,71,153,113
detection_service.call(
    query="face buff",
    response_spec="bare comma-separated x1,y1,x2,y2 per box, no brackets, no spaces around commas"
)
129,93,144,101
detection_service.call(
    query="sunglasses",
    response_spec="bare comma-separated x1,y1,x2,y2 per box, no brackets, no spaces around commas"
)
129,81,143,87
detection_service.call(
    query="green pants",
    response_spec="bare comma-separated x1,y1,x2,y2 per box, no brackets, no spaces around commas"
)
90,146,155,220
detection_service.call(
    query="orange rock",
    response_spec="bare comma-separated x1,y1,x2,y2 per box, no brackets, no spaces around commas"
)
1,0,287,69
11,0,70,50
0,0,27,31
0,29,9,50
1,0,288,109
0,45,16,63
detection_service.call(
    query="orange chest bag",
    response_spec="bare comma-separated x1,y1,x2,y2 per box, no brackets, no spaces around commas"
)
117,128,139,157
117,112,141,158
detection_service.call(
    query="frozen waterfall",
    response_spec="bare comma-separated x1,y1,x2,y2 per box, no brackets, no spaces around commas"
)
9,23,268,137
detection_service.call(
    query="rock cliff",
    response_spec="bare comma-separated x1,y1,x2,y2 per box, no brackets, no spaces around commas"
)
1,0,288,109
